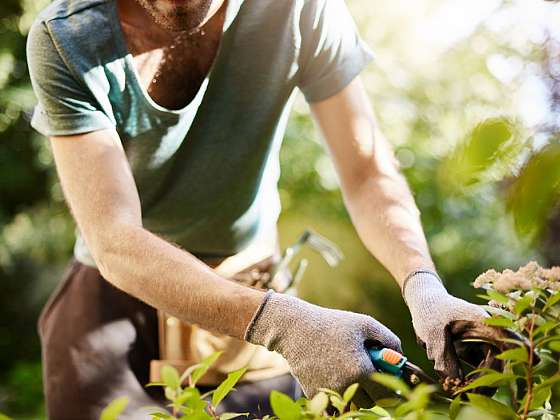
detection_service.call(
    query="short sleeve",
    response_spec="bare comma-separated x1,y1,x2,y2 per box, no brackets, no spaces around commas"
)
297,0,374,103
26,21,115,137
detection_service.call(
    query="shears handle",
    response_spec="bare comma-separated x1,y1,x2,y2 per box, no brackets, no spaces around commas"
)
368,347,407,377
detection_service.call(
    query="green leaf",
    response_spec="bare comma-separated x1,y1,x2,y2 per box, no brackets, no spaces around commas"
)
307,392,328,415
526,409,556,418
100,397,129,420
175,387,207,412
449,396,462,420
330,394,347,414
164,386,176,402
394,400,415,417
338,409,386,419
219,413,249,420
371,372,411,397
393,383,436,417
317,388,343,398
270,390,302,420
441,118,518,190
507,143,560,238
534,374,560,391
161,365,181,390
149,413,175,420
360,406,391,417
467,394,517,419
544,291,560,310
212,367,247,407
0,414,13,420
145,382,166,388
530,386,551,410
343,383,359,403
373,397,401,408
190,352,223,386
548,340,560,352
487,290,510,305
177,411,212,420
482,305,516,319
458,373,518,393
484,317,514,328
466,367,500,378
513,295,534,315
496,347,528,363
534,320,560,336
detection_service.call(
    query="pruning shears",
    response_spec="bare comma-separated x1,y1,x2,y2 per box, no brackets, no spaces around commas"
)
368,347,437,386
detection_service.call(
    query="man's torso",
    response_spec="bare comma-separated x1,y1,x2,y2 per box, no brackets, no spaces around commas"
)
29,0,374,262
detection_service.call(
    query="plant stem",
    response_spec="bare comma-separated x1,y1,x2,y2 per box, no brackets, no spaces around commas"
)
208,404,218,419
521,309,536,420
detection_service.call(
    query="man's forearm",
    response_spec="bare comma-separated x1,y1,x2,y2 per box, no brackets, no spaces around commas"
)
309,79,433,286
93,223,265,339
343,134,435,286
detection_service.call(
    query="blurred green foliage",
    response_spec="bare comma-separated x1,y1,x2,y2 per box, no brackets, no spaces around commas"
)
1,0,560,418
439,118,522,191
507,142,560,240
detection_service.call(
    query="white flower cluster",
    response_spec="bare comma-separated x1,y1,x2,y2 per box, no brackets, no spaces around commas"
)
474,261,560,293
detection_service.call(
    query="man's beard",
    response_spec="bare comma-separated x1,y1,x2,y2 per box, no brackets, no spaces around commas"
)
135,0,214,32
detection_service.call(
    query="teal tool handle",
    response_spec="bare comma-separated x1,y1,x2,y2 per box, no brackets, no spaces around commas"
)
368,347,407,377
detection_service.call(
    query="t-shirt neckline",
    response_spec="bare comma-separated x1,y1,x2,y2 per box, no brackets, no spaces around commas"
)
108,0,238,116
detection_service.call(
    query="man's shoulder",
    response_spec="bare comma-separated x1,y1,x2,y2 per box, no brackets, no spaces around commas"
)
34,0,109,26
29,0,117,83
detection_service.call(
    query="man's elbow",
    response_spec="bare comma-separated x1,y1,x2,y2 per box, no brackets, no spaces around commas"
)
88,223,144,288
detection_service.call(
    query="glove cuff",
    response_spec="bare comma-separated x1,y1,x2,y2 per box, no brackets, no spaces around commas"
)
402,270,446,307
244,289,275,343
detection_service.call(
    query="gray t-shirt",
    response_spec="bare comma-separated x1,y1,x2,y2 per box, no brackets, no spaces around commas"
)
27,0,374,267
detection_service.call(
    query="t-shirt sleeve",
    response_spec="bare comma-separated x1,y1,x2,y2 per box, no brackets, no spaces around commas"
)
26,20,115,137
297,0,374,103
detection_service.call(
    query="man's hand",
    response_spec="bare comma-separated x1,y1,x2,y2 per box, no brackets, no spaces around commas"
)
403,271,489,379
245,291,402,406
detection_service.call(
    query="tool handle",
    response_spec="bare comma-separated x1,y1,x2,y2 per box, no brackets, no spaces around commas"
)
368,347,407,377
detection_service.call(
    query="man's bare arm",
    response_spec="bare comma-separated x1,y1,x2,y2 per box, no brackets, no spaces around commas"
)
310,78,493,378
309,78,435,286
49,129,264,339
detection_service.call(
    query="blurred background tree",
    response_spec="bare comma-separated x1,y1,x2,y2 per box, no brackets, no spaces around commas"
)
1,0,559,418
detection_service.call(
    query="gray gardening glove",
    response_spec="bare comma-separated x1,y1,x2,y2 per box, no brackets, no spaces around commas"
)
245,290,402,405
403,271,489,379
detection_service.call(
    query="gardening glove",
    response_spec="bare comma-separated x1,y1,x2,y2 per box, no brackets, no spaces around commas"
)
403,271,490,379
245,290,402,405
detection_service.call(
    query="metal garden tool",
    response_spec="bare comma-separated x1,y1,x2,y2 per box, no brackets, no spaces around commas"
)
269,229,344,293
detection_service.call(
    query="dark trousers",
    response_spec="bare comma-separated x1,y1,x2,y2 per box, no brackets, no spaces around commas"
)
38,258,300,419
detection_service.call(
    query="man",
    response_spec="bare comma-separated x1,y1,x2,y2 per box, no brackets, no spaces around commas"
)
27,0,489,418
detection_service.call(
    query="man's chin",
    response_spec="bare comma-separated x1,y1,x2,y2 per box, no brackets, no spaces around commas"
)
141,0,212,32
158,15,202,32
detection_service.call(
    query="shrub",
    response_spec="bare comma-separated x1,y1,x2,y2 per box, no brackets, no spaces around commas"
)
16,262,558,420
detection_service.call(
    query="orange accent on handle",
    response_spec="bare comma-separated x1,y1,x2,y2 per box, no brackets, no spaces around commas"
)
382,348,403,365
